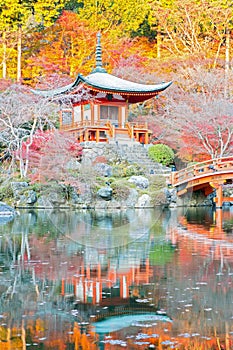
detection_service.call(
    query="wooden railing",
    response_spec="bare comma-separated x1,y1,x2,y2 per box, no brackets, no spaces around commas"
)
125,122,134,138
130,121,148,129
105,120,115,138
171,157,233,186
60,120,109,131
61,120,149,132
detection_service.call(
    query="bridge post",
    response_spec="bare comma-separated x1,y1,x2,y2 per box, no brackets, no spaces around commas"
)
170,170,177,185
215,209,223,231
215,184,223,209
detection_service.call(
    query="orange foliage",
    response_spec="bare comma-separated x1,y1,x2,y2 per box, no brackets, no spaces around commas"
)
73,322,98,350
177,132,211,163
25,11,96,80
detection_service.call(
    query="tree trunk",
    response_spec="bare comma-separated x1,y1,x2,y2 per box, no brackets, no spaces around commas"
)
22,117,37,178
17,26,22,83
70,37,75,77
225,28,230,72
224,28,230,98
2,31,7,79
157,24,161,59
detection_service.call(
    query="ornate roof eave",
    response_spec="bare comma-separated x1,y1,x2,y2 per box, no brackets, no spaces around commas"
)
92,84,170,97
81,73,172,95
32,74,172,102
31,74,85,98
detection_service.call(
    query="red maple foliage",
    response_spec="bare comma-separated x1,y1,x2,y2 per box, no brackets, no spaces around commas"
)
23,130,82,184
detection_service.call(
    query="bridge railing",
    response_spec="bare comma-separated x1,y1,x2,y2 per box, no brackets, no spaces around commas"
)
171,156,233,186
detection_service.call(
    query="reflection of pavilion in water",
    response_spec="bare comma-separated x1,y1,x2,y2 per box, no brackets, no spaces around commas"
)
28,229,153,307
54,209,155,305
61,240,153,306
1,208,162,316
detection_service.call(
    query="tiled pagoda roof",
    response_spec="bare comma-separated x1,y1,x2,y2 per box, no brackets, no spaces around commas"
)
32,33,172,104
33,72,171,97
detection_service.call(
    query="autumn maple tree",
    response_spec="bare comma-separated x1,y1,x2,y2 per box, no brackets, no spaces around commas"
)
27,130,82,184
161,66,233,161
0,84,59,178
0,0,65,82
26,11,96,80
0,0,231,83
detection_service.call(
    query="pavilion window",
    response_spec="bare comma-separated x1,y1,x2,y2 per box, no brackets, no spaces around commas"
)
100,105,118,125
62,110,72,125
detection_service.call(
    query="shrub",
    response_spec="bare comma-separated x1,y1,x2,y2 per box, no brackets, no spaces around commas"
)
149,175,166,190
150,190,167,206
111,180,131,201
148,144,174,166
111,162,144,178
0,184,13,201
145,175,167,207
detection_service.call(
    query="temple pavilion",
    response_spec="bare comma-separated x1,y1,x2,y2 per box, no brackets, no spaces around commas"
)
34,33,172,144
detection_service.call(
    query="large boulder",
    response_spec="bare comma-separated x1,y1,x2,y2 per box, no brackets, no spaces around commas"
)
128,176,149,189
97,187,113,200
94,163,112,177
65,159,81,171
135,194,151,208
124,188,139,208
11,182,28,199
47,192,67,205
26,190,37,205
0,202,18,224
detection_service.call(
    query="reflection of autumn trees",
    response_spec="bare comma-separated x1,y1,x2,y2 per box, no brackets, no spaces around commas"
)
1,209,233,348
153,211,233,349
99,320,229,349
0,229,98,348
0,320,98,349
1,317,229,349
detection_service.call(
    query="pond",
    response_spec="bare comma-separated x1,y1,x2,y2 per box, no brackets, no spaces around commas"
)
0,206,233,349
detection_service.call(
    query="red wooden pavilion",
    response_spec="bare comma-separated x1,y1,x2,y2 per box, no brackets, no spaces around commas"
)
34,33,172,144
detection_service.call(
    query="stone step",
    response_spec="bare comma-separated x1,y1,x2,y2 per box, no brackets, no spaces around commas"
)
82,142,171,175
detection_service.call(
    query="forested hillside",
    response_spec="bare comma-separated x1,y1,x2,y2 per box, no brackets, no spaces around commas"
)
0,0,232,163
0,0,231,83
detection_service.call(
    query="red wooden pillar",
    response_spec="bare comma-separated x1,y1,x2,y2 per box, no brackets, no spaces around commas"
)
93,281,96,304
215,208,223,231
145,258,150,283
96,129,100,142
84,129,89,142
216,185,223,208
61,279,65,296
119,276,123,298
86,265,90,279
211,181,225,209
97,263,101,280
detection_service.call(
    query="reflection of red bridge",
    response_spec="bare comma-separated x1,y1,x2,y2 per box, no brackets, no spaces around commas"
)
174,214,233,262
171,157,233,208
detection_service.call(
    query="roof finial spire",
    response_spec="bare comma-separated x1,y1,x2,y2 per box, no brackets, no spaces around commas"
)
91,32,107,74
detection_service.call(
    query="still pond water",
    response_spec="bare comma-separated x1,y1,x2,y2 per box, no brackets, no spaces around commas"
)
0,206,233,349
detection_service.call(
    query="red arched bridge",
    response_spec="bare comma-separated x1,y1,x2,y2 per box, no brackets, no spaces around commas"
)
170,157,233,208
